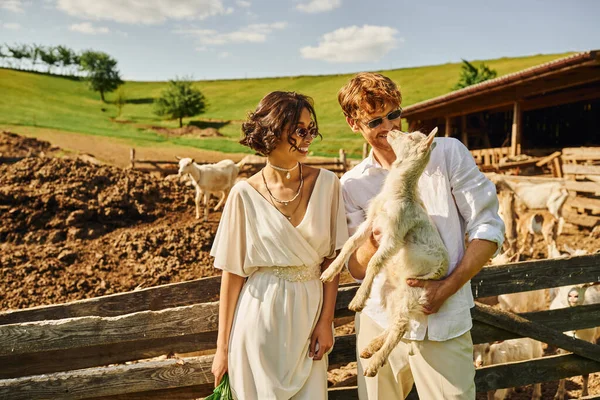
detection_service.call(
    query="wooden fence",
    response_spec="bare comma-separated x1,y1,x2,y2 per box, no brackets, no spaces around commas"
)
2,254,600,399
128,148,349,177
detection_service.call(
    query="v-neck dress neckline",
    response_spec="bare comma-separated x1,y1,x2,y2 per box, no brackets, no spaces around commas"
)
242,169,322,229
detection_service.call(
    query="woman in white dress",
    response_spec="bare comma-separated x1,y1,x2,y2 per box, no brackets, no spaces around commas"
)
210,91,349,400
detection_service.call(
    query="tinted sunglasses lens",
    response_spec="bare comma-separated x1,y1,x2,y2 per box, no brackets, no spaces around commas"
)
296,127,308,138
388,109,402,120
367,118,383,129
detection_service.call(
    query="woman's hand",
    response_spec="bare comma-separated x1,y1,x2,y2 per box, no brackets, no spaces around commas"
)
211,347,228,387
309,320,334,361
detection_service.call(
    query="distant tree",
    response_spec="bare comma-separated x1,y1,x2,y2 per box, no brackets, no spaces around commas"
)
154,77,206,128
115,87,127,117
39,46,59,73
5,43,29,69
453,59,498,90
79,50,123,102
30,43,44,67
56,45,76,74
0,44,7,67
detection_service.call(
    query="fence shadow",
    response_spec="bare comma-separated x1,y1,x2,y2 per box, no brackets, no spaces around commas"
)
189,120,231,130
125,98,154,105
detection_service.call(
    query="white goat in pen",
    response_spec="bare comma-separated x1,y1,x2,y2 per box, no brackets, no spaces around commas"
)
493,177,570,237
550,281,600,399
177,158,243,221
321,127,449,377
473,338,543,400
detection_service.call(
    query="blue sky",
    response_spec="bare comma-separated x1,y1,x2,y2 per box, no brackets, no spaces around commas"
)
1,0,598,81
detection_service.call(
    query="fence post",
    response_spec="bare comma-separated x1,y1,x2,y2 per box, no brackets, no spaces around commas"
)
130,148,135,170
362,143,369,159
339,148,347,173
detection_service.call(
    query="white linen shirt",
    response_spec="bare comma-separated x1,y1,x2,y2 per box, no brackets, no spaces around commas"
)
341,137,504,341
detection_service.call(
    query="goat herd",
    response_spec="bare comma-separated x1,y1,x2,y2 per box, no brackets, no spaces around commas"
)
480,176,599,400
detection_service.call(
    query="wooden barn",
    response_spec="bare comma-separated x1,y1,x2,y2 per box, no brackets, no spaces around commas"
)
402,50,600,157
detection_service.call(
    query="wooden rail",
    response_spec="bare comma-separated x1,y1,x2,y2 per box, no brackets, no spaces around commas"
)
128,148,349,177
2,254,600,399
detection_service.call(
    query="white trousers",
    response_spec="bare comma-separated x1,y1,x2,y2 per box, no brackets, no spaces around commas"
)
355,312,476,400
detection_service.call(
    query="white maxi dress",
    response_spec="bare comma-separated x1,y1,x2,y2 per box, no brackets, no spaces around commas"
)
210,169,348,400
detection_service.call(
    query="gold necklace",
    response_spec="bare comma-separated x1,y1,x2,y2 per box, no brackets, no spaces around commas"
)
261,163,304,206
272,190,303,221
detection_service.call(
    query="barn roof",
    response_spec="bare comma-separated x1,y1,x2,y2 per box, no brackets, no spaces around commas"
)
402,50,600,121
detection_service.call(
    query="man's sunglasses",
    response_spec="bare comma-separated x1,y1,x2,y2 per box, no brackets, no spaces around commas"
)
364,108,403,129
295,126,319,139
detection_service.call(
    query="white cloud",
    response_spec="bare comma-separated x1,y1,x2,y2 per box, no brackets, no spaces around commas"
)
69,22,110,34
57,0,229,24
236,0,251,7
3,22,21,29
300,25,400,63
0,0,24,12
176,22,287,45
218,51,231,59
296,0,340,13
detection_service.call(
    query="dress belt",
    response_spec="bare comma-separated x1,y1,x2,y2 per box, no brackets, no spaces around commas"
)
258,264,321,282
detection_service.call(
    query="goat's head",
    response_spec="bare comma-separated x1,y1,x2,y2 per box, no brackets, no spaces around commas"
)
177,157,195,176
473,343,491,368
387,127,437,168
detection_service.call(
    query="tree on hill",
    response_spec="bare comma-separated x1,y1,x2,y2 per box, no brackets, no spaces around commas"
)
79,50,123,102
39,46,59,73
453,59,498,90
154,78,206,128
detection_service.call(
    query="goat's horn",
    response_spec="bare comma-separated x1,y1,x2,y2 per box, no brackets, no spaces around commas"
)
175,156,181,161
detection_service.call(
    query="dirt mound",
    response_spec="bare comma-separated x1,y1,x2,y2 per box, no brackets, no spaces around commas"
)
0,157,192,244
0,148,224,310
1,215,219,310
0,130,59,158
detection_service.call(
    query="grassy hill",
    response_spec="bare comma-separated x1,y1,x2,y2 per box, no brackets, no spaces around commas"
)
0,52,574,158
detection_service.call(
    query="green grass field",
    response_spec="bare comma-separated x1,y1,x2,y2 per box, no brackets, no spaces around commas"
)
0,52,573,158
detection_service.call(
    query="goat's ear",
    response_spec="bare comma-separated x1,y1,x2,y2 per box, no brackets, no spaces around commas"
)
424,127,438,148
175,156,181,161
191,159,196,164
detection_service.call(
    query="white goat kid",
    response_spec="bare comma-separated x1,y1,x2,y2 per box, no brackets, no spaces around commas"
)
177,157,241,221
550,282,600,399
473,338,543,400
321,127,449,377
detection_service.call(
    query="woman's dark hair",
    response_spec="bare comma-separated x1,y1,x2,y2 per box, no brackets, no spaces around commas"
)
240,91,320,156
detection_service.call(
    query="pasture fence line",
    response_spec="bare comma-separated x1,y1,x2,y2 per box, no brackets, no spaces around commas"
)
128,148,349,177
2,254,600,399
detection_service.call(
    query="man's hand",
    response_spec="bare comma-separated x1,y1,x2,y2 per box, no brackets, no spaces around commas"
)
406,278,452,315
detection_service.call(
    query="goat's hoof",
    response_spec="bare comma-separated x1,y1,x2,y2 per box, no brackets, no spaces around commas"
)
360,349,374,359
320,270,336,282
364,365,380,377
348,298,365,312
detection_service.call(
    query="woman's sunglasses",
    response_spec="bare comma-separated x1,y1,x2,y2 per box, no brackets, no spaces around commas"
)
365,108,403,129
294,126,319,139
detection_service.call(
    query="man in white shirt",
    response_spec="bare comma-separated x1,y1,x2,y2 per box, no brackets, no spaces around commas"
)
337,72,505,399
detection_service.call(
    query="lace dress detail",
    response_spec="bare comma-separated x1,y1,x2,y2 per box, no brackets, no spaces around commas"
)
259,265,321,282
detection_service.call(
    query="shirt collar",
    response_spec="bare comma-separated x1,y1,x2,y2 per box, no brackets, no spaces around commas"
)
362,149,384,173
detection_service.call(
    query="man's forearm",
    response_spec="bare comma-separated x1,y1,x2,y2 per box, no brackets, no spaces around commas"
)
443,239,498,295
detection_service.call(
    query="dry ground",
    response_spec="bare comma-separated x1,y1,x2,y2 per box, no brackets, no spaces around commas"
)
1,130,600,398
